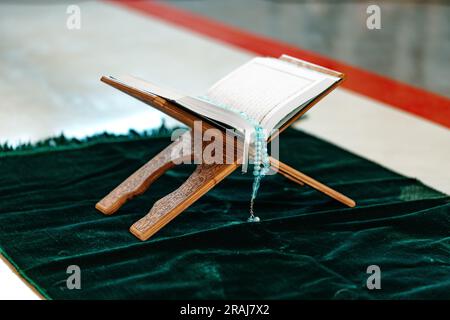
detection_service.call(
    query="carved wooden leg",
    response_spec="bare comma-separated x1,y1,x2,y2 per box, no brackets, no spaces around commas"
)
96,129,354,242
95,132,193,215
270,157,304,186
270,158,355,208
130,163,238,241
95,130,303,216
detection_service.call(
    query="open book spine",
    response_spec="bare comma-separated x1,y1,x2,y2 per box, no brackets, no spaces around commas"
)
194,95,268,173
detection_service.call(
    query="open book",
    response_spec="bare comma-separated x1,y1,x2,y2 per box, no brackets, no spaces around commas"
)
107,55,343,171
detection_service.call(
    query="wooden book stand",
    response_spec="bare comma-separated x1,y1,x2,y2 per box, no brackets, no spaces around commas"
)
96,56,356,241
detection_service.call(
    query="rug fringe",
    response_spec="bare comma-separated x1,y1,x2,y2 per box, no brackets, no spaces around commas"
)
0,122,181,155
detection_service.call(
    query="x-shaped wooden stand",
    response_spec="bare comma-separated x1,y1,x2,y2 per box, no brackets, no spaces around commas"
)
95,75,355,241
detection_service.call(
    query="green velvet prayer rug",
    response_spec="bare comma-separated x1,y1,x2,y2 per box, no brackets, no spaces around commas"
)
0,129,448,300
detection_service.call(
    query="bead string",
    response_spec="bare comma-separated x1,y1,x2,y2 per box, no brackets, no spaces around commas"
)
197,96,270,222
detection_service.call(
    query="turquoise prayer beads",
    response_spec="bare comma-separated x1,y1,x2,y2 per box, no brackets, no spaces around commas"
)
197,96,271,222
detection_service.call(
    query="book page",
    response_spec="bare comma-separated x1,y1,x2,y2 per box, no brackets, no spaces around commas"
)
205,57,340,134
206,58,315,124
111,75,185,101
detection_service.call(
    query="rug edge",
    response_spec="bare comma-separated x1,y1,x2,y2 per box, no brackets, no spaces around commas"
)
0,248,50,300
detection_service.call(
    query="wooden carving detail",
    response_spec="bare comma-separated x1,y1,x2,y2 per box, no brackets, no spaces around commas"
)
96,126,354,241
130,163,238,241
95,131,193,215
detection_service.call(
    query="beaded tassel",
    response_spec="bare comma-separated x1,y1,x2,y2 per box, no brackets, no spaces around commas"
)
196,96,270,222
247,127,270,223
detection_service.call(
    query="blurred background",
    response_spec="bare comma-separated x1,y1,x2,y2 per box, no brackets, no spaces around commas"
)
169,0,450,96
1,0,448,143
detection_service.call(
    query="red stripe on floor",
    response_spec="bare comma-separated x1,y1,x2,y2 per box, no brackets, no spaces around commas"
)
108,0,450,129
